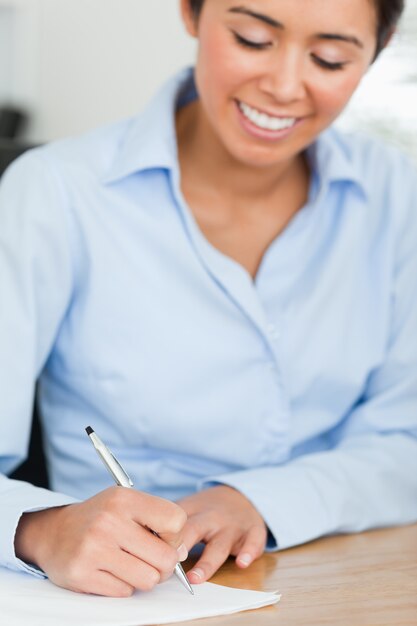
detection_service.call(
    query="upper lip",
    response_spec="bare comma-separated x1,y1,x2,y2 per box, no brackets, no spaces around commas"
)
237,99,300,120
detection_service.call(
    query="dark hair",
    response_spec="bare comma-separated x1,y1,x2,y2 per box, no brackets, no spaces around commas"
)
374,0,405,56
188,0,405,58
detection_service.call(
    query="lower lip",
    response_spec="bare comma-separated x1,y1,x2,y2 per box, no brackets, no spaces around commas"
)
235,100,302,142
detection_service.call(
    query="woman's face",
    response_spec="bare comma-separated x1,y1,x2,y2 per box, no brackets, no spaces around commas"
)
181,0,378,168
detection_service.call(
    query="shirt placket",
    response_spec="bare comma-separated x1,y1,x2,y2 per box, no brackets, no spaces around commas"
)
170,168,293,465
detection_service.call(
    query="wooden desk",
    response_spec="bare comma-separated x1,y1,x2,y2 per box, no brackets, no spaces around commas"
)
178,524,417,626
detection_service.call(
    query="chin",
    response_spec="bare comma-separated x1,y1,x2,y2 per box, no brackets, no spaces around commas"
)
225,140,296,170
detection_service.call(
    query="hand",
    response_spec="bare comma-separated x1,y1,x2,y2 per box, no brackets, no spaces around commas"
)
14,486,188,597
177,486,267,584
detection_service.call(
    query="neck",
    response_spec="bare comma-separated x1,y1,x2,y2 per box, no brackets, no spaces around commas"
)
176,99,308,203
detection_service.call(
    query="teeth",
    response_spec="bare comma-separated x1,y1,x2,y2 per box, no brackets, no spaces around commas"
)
239,101,296,131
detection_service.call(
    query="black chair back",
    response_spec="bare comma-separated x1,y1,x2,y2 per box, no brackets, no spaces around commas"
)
0,139,49,488
0,107,27,140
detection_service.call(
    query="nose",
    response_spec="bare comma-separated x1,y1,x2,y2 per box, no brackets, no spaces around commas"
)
258,45,307,104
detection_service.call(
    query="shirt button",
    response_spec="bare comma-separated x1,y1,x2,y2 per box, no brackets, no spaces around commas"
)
267,323,280,341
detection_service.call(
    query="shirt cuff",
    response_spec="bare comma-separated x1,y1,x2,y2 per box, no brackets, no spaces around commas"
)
2,479,78,576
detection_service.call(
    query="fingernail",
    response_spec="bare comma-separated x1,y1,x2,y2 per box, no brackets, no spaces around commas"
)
238,553,252,567
189,567,204,581
177,543,188,562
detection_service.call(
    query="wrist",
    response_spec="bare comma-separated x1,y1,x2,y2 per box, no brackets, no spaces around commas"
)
14,506,67,569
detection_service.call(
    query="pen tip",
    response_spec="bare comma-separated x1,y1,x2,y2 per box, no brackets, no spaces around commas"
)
85,426,94,436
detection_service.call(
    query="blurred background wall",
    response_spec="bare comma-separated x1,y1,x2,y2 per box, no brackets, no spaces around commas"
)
0,0,416,159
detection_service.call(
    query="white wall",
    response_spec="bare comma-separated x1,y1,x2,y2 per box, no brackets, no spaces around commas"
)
0,0,41,120
34,0,196,142
0,6,13,102
2,0,195,142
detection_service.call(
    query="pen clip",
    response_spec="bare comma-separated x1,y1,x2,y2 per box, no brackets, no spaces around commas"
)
107,449,134,487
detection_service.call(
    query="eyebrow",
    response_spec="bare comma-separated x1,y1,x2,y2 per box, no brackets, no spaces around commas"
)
228,6,364,49
228,6,283,29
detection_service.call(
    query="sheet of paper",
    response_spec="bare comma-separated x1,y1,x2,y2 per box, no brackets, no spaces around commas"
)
0,568,280,626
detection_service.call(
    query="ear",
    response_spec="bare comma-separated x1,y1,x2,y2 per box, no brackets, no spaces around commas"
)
180,0,199,38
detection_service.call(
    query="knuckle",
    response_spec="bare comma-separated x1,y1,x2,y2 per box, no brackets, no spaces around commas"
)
138,569,160,592
151,568,161,586
74,541,93,564
65,560,84,586
72,537,95,564
106,486,128,510
244,526,267,557
189,516,205,538
116,583,134,598
159,570,173,583
254,522,267,534
91,510,115,536
253,523,268,545
163,548,179,574
208,536,231,555
157,542,178,571
169,506,187,534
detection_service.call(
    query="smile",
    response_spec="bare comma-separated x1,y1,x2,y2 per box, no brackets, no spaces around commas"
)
237,101,297,132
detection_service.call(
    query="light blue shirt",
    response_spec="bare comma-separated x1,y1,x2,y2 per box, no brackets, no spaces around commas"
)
1,68,417,577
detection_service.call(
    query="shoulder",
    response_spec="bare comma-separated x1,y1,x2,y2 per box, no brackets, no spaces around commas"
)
327,126,416,193
325,127,416,237
1,112,146,208
0,117,139,243
7,116,135,187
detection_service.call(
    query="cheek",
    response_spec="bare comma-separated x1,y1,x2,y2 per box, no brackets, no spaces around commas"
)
312,72,365,118
196,28,256,103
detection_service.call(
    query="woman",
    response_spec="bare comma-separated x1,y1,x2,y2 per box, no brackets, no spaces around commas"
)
0,0,416,597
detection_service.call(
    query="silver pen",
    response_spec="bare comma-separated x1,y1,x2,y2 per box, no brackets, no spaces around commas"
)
85,426,193,595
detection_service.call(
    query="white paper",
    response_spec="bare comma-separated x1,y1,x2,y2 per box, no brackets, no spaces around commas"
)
0,568,280,626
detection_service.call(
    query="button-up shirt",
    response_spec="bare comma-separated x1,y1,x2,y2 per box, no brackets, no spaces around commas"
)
1,68,417,576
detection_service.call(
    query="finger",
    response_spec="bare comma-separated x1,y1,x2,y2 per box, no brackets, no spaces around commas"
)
68,570,134,598
120,520,181,573
101,548,162,592
80,571,135,598
181,513,209,552
187,531,236,583
235,525,267,569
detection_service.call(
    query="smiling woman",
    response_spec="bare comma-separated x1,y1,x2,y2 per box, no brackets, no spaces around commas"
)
0,0,417,601
179,0,377,175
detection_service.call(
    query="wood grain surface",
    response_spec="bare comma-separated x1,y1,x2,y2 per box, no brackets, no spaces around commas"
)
168,524,417,626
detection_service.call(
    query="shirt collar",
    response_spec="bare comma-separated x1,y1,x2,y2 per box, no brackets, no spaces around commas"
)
307,128,368,198
104,66,368,199
103,67,194,184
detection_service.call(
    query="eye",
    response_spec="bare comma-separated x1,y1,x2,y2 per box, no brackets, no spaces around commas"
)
232,31,271,51
311,54,347,71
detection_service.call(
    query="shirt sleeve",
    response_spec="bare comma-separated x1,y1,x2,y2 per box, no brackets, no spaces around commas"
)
200,154,417,550
0,150,79,575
